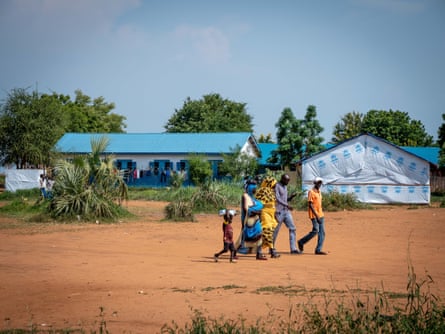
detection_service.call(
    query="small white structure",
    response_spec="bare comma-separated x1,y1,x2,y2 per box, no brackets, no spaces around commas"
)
302,134,431,204
5,169,44,192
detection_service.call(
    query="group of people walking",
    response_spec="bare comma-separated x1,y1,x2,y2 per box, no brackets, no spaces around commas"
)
214,173,327,263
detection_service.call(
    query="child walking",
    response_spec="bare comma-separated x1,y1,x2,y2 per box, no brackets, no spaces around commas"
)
214,209,238,263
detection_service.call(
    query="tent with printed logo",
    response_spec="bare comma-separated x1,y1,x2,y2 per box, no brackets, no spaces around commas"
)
301,133,431,204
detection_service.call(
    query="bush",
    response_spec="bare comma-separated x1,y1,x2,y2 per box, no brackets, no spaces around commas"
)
164,200,195,221
293,190,370,211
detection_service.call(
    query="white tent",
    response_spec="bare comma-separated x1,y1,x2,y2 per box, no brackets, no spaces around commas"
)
5,169,44,192
302,134,430,204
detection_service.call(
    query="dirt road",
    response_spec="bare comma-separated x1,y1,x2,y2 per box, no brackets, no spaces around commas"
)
0,201,444,333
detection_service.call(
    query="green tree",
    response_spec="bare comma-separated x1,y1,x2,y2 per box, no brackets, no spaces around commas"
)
332,111,364,143
257,133,274,143
301,105,324,158
187,154,212,186
268,107,303,169
49,136,128,220
218,146,258,182
0,87,127,168
438,114,445,168
62,90,126,133
0,88,66,168
361,110,433,146
269,105,325,169
164,93,253,133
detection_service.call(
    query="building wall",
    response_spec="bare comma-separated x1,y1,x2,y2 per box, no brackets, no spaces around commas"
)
103,153,225,187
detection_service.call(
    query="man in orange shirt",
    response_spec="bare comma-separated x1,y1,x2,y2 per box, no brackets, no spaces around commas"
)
297,177,327,255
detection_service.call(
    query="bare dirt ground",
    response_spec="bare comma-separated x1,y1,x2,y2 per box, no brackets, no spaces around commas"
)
0,200,444,333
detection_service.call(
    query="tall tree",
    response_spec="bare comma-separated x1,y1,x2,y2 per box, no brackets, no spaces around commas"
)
438,114,445,168
332,111,364,143
301,105,324,158
438,114,445,149
0,88,66,168
164,93,253,133
361,110,433,146
0,87,127,168
270,105,325,169
63,90,126,133
268,107,303,169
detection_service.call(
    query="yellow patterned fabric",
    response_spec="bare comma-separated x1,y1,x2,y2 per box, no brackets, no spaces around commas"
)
256,176,278,248
262,226,275,249
256,178,276,204
260,176,277,193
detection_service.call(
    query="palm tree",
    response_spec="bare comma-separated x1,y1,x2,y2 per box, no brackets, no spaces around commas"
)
49,136,128,220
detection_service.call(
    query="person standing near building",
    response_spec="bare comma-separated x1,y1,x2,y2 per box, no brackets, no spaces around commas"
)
39,174,47,199
273,174,301,254
298,177,327,255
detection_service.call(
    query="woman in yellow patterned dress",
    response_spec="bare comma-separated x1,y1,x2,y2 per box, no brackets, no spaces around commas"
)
255,176,280,258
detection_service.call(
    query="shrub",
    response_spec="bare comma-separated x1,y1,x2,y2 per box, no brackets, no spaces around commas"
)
164,200,194,221
48,137,128,221
294,190,370,211
190,182,228,212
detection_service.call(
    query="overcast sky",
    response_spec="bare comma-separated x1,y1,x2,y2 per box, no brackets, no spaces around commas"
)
1,0,444,142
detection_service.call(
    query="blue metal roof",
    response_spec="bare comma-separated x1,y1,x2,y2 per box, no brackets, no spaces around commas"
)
257,143,277,165
56,132,256,155
257,142,334,165
400,146,439,166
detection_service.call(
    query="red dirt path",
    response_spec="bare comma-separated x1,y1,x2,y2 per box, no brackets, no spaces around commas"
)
0,201,444,333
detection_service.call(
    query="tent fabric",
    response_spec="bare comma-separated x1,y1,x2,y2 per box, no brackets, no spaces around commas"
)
302,134,430,204
5,169,44,192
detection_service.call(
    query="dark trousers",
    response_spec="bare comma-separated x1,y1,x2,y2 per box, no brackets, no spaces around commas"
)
215,242,236,259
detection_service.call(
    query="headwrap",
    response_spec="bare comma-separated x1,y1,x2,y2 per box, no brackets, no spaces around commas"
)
260,176,277,189
246,183,257,196
256,176,277,203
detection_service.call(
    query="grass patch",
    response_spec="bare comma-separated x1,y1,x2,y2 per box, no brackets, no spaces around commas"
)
256,285,307,296
161,271,445,333
221,284,245,290
172,287,194,293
